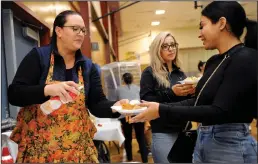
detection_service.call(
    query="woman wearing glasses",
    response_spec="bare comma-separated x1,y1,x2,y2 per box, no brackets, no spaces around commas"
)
8,10,127,163
140,32,195,163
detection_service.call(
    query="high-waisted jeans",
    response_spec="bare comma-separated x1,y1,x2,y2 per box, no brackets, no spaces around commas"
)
193,123,257,163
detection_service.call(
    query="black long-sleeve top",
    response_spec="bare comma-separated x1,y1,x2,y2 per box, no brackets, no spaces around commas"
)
140,64,192,133
8,48,119,118
159,44,257,125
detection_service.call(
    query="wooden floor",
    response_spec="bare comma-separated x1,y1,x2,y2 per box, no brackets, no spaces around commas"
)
108,140,154,163
109,119,257,163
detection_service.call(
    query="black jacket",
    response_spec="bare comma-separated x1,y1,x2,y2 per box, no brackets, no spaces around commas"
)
159,44,257,125
140,64,191,133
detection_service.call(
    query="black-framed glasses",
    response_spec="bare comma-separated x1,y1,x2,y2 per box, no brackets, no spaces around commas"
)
161,43,178,51
62,26,87,35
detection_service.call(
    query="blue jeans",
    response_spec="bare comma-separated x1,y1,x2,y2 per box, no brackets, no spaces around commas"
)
151,133,178,163
193,123,257,163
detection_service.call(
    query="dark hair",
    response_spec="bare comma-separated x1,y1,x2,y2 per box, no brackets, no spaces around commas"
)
198,60,206,72
245,19,257,50
51,10,81,45
122,73,133,85
201,2,247,39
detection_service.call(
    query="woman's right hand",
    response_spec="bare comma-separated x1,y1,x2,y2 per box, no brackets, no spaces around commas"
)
172,84,195,96
44,81,80,103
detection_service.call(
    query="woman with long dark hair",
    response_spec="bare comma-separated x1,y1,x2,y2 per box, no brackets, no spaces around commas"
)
131,2,257,163
197,60,206,77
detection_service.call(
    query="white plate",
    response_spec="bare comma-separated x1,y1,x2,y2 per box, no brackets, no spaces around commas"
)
179,80,199,84
111,106,147,114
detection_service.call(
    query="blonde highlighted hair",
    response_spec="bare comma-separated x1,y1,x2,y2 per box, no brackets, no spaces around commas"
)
149,32,180,88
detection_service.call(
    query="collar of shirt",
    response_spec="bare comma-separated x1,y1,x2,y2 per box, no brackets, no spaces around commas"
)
50,41,86,65
164,63,180,73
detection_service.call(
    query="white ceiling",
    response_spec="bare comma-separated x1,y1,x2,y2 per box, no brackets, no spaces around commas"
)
21,1,257,36
119,1,257,33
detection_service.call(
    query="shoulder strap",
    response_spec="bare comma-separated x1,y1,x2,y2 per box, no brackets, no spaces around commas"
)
82,58,93,97
35,45,52,85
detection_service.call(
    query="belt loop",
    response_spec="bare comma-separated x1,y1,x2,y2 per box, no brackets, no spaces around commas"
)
198,123,202,130
211,125,215,133
244,123,249,134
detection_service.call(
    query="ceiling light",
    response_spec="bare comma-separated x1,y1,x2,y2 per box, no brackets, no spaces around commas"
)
155,10,165,15
151,21,160,26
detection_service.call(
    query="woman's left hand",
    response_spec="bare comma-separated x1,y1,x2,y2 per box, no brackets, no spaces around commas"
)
130,101,160,123
188,87,196,95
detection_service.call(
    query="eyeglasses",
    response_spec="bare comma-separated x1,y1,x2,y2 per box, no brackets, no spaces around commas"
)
62,26,87,35
161,43,178,51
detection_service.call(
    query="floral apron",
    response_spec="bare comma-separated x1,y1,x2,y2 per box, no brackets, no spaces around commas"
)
10,53,98,163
